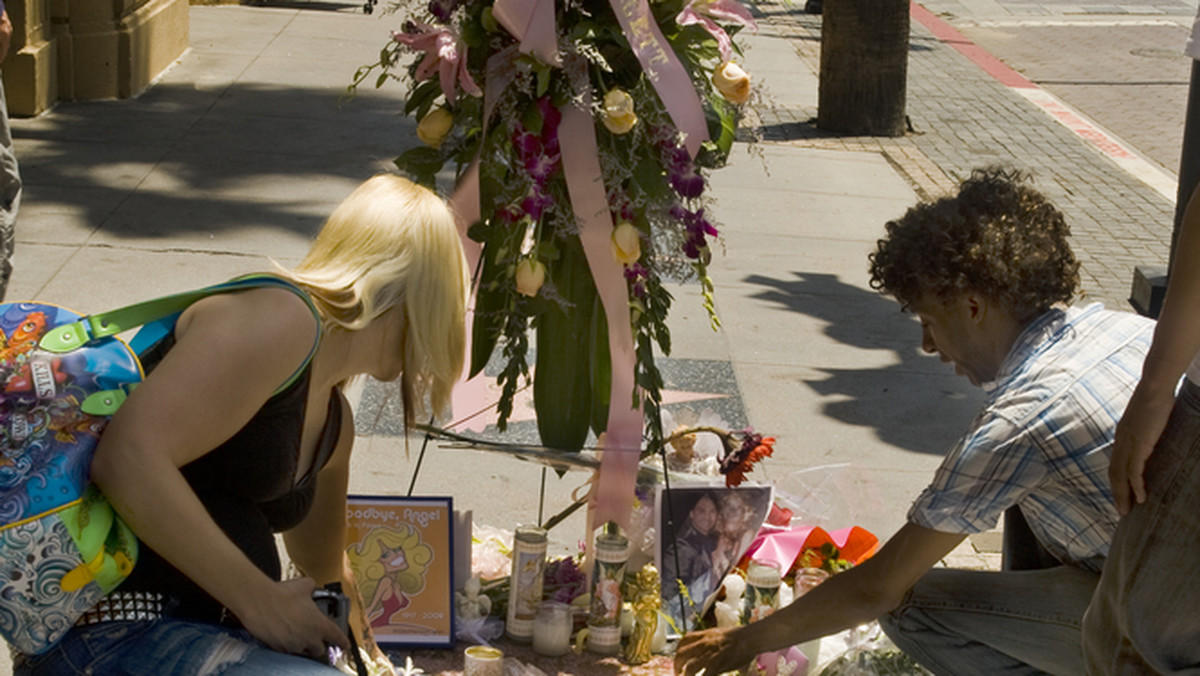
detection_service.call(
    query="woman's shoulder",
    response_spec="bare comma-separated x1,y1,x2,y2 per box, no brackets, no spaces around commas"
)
175,284,320,366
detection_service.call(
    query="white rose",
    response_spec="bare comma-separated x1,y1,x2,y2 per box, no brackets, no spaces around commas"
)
611,221,642,265
515,258,546,297
712,61,752,104
602,88,638,134
416,107,455,147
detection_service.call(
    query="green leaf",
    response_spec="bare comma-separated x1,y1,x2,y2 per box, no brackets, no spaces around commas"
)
521,102,544,136
394,146,446,189
633,160,671,203
404,79,443,117
469,247,509,378
700,101,737,167
534,239,597,452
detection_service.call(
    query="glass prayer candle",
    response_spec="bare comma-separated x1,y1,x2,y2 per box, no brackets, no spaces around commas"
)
506,525,547,642
531,601,573,657
586,531,629,654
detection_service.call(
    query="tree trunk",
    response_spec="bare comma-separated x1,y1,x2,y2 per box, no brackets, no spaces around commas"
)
817,0,910,137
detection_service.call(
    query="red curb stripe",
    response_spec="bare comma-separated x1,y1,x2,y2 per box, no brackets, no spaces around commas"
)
910,2,1038,89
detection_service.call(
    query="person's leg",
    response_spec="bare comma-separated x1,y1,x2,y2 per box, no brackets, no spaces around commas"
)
13,619,343,676
1084,380,1200,674
879,565,1099,676
0,82,22,301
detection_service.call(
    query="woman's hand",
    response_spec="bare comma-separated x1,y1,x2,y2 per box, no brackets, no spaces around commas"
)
1110,382,1177,514
236,577,349,659
675,626,752,676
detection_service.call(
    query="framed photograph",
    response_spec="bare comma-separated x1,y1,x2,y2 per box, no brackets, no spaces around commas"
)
655,483,773,636
345,495,455,648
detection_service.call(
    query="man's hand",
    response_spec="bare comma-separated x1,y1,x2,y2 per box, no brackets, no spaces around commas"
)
1110,383,1175,514
0,9,12,66
674,626,753,676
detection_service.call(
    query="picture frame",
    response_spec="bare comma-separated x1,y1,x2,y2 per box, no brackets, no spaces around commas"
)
655,483,773,636
345,495,455,648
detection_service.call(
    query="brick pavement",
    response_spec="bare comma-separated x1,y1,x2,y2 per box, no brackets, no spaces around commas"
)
946,20,1191,178
751,1,1181,312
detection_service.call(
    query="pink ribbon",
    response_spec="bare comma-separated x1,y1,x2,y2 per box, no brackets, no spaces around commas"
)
492,0,561,66
447,163,492,432
609,0,710,156
559,99,643,530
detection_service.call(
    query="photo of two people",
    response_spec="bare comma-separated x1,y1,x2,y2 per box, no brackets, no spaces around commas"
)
656,484,773,634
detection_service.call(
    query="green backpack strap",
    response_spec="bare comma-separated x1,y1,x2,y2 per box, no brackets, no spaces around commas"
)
42,274,321,413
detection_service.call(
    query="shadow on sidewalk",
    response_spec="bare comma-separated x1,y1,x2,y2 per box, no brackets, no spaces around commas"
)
11,82,415,241
746,270,983,457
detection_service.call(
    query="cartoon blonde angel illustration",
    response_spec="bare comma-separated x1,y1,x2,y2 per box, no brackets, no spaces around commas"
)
351,524,433,628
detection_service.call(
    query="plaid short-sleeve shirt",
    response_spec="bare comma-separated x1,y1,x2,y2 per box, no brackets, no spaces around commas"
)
908,304,1155,571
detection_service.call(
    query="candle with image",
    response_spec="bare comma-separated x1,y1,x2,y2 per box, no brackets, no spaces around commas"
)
587,530,630,654
741,560,782,624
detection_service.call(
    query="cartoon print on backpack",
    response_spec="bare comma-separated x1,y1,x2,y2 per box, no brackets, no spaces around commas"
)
0,302,140,516
0,301,143,654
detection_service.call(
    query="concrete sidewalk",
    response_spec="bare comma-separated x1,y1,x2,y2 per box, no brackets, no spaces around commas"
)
4,0,1173,668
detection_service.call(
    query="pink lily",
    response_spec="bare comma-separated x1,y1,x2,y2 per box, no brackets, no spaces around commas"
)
675,0,757,62
392,22,482,104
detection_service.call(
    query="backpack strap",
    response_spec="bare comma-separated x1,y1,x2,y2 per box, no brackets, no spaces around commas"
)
42,274,322,414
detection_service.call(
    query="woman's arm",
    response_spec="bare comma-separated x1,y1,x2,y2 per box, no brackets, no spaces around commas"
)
90,287,345,658
1111,183,1200,513
285,402,397,666
284,391,355,586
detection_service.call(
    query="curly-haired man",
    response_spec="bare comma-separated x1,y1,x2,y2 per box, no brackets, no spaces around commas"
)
675,168,1155,676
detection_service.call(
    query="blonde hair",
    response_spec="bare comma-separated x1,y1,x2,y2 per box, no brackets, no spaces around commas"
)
351,525,433,599
277,174,468,424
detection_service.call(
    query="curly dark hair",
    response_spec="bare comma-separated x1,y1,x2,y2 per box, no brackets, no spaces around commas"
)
868,167,1080,323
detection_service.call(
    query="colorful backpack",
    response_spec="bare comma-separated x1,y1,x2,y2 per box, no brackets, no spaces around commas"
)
0,274,316,654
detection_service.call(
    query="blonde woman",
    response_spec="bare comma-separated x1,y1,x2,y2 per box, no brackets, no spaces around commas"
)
14,175,469,675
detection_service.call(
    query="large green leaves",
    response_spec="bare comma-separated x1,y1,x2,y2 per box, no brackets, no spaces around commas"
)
534,238,605,452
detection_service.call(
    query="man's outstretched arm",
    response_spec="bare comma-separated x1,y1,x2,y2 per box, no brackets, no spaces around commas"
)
674,523,966,676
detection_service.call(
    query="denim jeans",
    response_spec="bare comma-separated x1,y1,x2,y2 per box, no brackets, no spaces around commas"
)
879,565,1099,676
13,619,344,675
1083,379,1200,674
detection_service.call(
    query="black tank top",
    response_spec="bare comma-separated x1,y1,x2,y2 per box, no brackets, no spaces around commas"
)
118,332,342,624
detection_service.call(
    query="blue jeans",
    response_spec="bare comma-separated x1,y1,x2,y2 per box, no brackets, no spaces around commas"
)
879,565,1099,676
13,619,344,675
1083,379,1200,674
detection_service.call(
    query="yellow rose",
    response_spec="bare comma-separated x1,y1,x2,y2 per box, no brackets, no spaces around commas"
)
712,61,752,104
611,222,641,265
602,89,638,135
416,107,455,148
515,258,546,297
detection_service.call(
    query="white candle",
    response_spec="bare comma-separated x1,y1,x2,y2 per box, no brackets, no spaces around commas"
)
531,601,573,657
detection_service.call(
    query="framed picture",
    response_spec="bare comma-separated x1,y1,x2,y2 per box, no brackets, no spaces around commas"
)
345,495,455,648
655,483,773,636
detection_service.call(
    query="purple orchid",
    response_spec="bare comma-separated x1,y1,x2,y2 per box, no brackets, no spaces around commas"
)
672,205,719,261
521,190,554,221
670,170,706,199
624,262,649,298
675,0,757,62
427,0,459,22
392,22,482,103
512,97,563,186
